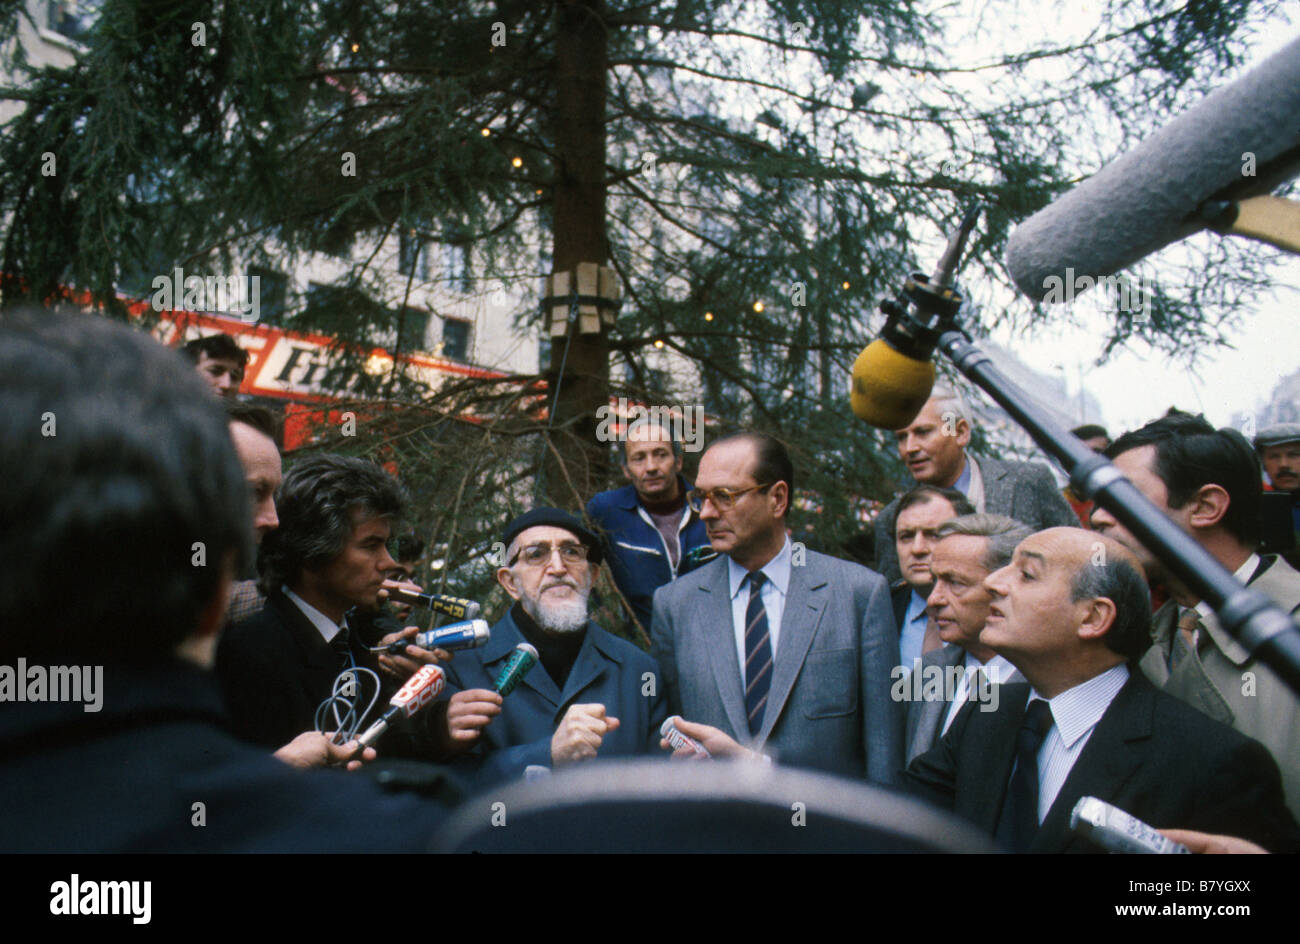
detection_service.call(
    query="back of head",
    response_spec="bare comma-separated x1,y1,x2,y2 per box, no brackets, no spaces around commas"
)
258,453,405,591
0,310,251,664
1068,537,1153,661
1107,412,1261,547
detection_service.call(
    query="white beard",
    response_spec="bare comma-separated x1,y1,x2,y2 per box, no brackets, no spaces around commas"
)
527,586,590,634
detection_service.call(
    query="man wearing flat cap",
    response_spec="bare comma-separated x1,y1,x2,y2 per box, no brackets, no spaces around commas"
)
427,508,669,784
1257,422,1300,558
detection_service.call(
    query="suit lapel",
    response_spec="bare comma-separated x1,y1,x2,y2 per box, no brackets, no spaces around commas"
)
701,562,749,739
557,626,610,711
271,592,341,697
979,457,1011,513
964,682,1027,831
482,612,562,708
907,646,963,760
756,562,825,744
1030,675,1150,853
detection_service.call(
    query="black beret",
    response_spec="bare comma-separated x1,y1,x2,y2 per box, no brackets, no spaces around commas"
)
502,507,604,565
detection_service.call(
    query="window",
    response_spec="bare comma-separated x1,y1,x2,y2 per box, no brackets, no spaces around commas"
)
442,318,472,361
396,307,431,352
444,244,472,293
398,230,430,281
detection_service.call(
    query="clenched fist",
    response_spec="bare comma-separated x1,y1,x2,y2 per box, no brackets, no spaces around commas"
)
551,703,620,766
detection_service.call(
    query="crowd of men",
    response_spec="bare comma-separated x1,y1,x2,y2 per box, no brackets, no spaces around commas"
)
3,315,1299,854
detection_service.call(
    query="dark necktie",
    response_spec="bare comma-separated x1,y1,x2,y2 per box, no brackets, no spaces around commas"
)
744,572,773,736
995,698,1054,853
330,626,354,673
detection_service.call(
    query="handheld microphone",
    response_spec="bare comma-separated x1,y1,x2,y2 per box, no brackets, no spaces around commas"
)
660,716,710,758
372,618,491,655
1006,35,1300,300
385,588,482,621
850,205,983,429
494,643,539,696
356,663,446,748
1069,797,1190,855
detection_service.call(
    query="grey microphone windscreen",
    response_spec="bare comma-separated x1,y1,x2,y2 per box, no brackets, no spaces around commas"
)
1006,36,1300,301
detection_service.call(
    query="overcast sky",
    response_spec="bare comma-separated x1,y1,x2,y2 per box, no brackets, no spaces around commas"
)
977,14,1300,435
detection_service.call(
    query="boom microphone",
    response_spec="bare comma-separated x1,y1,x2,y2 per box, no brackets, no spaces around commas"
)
1006,35,1300,301
384,588,482,621
356,663,446,748
850,206,982,429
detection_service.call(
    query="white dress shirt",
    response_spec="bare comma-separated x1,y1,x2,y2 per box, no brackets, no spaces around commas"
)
282,585,348,644
941,652,1017,735
727,538,792,683
1026,663,1130,822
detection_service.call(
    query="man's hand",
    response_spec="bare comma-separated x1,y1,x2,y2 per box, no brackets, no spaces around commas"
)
439,688,503,755
378,577,423,623
660,717,761,762
551,704,620,766
273,731,376,771
1159,829,1268,854
376,625,453,682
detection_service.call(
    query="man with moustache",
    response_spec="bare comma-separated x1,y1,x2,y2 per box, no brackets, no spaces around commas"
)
901,513,1029,763
429,508,668,785
904,527,1298,853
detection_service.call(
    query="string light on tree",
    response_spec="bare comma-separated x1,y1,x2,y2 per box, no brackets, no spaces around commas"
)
704,311,714,321
752,301,764,313
512,156,523,168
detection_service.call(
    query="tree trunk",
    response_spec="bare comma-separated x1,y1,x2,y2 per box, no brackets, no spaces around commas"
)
544,0,610,509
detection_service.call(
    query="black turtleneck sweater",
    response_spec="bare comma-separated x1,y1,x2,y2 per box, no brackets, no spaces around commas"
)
511,602,586,690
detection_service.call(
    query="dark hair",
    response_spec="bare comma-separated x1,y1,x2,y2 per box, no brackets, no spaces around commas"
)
223,400,278,441
0,310,251,663
895,485,975,523
1106,413,1261,547
1071,423,1110,443
182,333,249,368
1069,550,1153,660
711,431,794,517
258,454,405,592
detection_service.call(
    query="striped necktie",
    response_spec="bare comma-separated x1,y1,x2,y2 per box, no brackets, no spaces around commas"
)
744,571,773,736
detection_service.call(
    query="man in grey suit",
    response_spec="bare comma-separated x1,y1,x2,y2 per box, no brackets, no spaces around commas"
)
901,514,1029,763
650,432,902,783
873,386,1076,584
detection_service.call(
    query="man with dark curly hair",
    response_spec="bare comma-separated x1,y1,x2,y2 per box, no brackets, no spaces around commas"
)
217,454,423,748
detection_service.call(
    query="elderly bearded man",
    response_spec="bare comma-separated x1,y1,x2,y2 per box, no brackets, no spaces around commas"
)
428,508,668,785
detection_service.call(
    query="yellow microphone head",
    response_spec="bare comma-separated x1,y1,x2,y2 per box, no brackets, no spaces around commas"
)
850,338,935,429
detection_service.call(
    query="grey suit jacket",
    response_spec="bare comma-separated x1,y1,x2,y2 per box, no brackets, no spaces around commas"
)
873,456,1077,584
902,645,1025,764
649,549,903,784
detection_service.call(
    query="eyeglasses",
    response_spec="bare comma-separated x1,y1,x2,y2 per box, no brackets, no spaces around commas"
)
508,542,590,568
686,483,774,513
